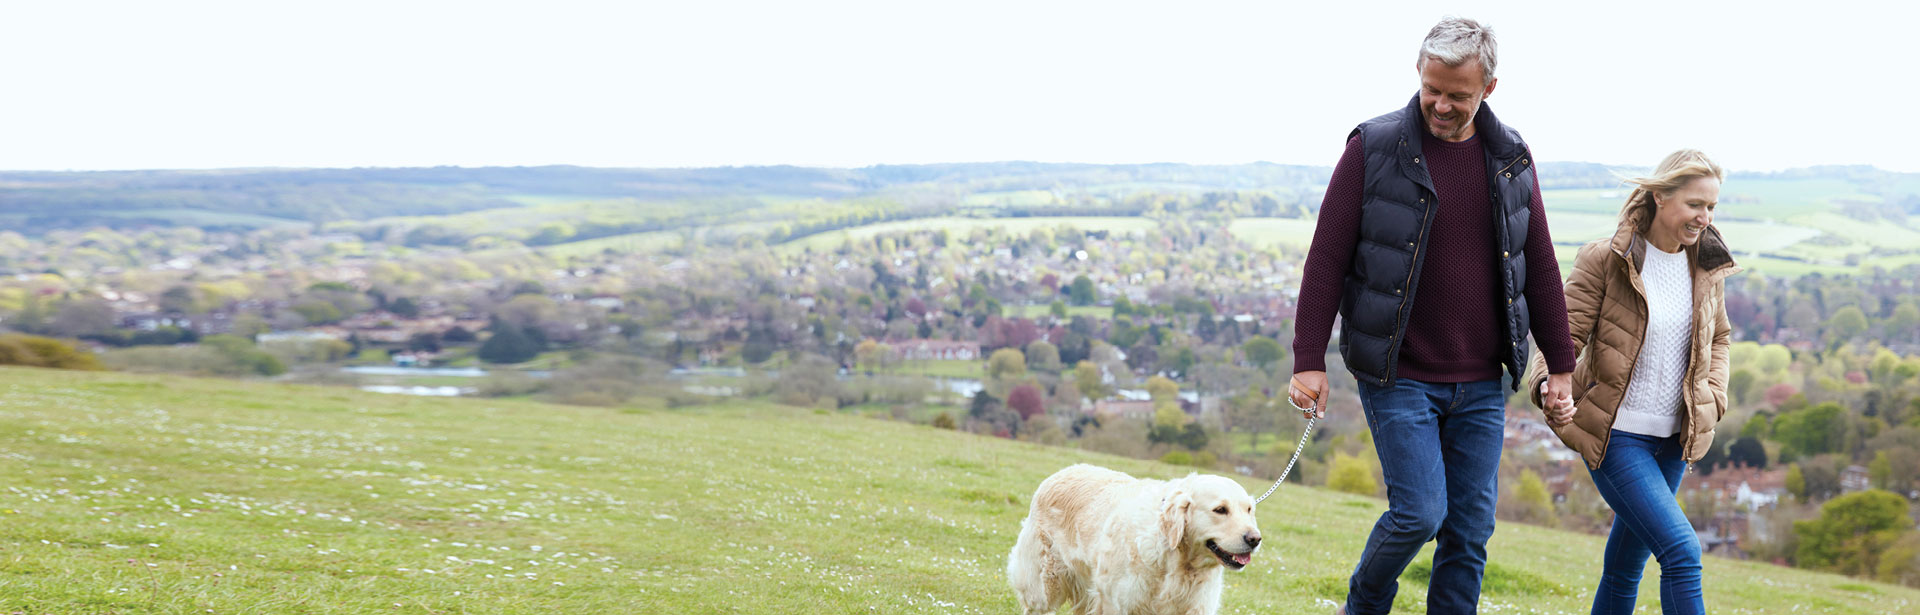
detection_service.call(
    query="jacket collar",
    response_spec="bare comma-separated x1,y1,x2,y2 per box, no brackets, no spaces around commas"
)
1395,94,1525,161
1608,211,1739,276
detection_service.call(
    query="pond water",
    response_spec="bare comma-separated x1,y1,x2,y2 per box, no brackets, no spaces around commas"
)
360,385,475,397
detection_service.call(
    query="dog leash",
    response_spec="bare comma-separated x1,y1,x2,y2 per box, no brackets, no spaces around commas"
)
1253,379,1320,505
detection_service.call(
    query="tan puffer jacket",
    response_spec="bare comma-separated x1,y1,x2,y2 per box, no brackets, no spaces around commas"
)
1526,215,1740,470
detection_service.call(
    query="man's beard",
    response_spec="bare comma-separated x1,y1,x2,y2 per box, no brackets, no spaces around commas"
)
1423,108,1471,141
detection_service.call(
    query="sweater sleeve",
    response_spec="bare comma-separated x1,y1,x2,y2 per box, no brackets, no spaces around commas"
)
1291,134,1365,374
1523,152,1577,373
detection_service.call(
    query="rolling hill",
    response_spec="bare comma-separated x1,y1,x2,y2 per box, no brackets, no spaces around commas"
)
0,367,1913,613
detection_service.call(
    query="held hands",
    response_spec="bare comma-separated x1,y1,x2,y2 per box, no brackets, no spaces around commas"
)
1540,372,1575,428
1289,371,1329,419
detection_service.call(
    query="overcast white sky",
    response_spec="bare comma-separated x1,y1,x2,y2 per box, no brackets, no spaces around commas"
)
2,1,1915,172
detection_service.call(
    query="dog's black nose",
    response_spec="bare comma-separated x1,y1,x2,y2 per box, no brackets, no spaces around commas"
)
1245,533,1261,548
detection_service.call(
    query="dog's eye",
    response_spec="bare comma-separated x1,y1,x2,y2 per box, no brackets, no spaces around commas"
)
1212,506,1228,515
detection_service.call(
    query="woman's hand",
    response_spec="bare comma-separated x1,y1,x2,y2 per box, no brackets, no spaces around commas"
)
1539,375,1575,428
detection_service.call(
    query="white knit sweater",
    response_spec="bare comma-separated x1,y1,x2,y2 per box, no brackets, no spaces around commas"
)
1614,246,1693,437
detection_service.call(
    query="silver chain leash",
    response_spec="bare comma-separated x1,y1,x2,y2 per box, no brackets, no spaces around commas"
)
1254,416,1315,504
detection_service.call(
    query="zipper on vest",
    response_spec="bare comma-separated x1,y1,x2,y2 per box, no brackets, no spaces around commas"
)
1495,155,1525,178
1490,154,1526,371
1388,189,1438,386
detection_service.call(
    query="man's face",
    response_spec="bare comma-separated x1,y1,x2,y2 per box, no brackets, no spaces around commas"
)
1417,57,1496,142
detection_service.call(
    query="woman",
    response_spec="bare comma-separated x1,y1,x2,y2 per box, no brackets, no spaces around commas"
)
1526,149,1738,615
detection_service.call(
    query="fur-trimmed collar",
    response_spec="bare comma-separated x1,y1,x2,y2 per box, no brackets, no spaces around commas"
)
1607,211,1738,275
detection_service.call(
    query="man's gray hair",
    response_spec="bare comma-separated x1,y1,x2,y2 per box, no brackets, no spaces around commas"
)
1418,17,1497,83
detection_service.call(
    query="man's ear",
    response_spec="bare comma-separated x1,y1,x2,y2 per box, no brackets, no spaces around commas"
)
1161,489,1192,551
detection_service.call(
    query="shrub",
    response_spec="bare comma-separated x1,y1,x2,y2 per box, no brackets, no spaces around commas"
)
775,353,841,408
0,334,104,370
1795,490,1912,577
476,371,545,397
541,356,653,406
1501,469,1557,527
104,335,284,377
478,324,540,364
1327,452,1379,496
200,335,286,376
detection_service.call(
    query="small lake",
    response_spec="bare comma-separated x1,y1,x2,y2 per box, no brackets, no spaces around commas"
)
360,385,475,397
343,366,558,378
345,366,995,400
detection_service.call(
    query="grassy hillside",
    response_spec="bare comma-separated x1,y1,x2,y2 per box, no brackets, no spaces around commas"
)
0,368,1915,614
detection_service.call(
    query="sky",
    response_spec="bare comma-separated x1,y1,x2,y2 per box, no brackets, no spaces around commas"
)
3,0,1917,173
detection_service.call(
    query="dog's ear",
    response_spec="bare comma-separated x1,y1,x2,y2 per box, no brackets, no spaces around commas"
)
1160,488,1192,551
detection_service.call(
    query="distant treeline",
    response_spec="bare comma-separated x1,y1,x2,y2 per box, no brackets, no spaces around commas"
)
3,162,1916,235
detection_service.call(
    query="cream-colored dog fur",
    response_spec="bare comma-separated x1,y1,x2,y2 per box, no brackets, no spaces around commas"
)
1007,464,1262,615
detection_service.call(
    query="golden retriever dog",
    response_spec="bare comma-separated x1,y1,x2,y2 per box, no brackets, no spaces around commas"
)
1006,464,1262,615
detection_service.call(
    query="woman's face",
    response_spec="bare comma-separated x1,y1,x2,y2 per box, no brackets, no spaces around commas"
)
1650,176,1720,252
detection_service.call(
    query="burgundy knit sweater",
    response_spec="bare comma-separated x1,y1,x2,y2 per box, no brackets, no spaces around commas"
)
1293,130,1576,381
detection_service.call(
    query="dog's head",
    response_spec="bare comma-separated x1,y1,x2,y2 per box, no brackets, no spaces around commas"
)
1159,473,1261,570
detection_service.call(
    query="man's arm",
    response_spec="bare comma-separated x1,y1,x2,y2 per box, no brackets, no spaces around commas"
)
1521,154,1577,415
1522,154,1575,373
1289,134,1366,414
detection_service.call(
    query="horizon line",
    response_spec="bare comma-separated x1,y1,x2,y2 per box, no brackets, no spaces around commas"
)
0,160,1910,176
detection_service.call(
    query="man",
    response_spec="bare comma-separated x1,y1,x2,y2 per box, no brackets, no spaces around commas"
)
1288,17,1576,614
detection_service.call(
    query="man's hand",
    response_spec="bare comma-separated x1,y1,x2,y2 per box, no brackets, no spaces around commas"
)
1289,371,1329,419
1541,372,1575,428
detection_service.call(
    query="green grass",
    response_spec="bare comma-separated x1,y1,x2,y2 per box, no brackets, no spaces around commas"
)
500,194,595,207
1734,255,1883,278
1714,219,1826,252
1788,212,1920,250
1539,212,1621,245
533,231,682,257
879,359,983,380
1227,217,1321,251
475,351,574,371
1,367,1915,613
961,190,1059,207
1722,178,1872,216
1543,188,1633,214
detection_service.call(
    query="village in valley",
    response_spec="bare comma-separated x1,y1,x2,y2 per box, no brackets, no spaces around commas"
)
2,162,1917,581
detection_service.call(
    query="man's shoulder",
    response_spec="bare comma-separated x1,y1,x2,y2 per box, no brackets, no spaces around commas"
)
1493,122,1528,148
1354,105,1412,133
1351,106,1412,150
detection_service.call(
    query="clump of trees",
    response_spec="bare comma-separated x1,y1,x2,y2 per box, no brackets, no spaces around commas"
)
102,334,283,376
1794,490,1919,584
0,334,103,370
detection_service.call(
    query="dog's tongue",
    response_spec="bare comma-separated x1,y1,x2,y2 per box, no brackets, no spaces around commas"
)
1233,552,1252,566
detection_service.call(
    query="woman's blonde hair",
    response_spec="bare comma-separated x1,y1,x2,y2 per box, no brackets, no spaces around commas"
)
1618,149,1725,232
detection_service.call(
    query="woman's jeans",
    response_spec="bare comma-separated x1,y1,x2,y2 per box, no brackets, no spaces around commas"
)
1588,430,1703,615
1345,378,1504,615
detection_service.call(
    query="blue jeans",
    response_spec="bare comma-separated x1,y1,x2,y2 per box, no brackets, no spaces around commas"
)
1345,378,1505,615
1588,430,1702,615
